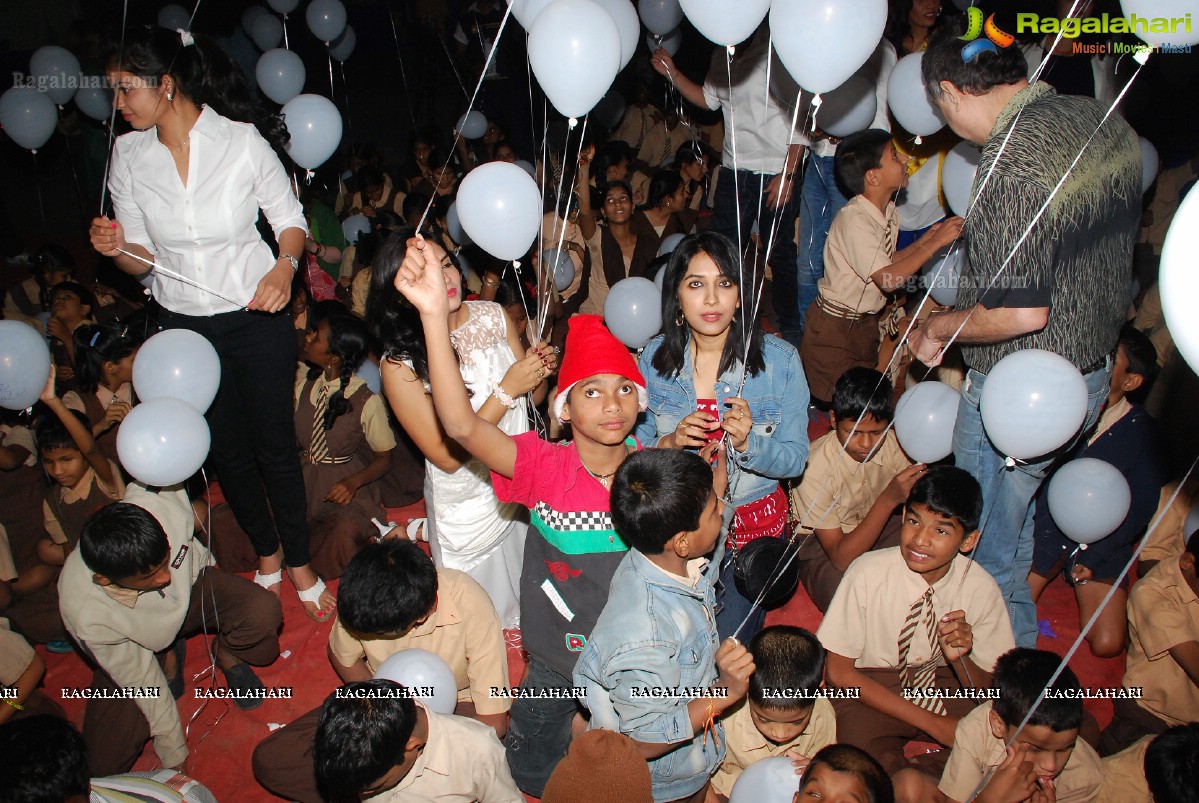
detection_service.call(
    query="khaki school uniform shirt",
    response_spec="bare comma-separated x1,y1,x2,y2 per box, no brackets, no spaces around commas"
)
0,423,37,467
364,709,523,803
43,460,125,545
329,568,511,715
817,549,1015,672
1097,736,1151,800
817,196,898,315
0,618,35,685
792,430,911,534
1140,481,1195,564
295,373,397,453
711,697,836,796
0,524,16,582
1125,557,1199,726
938,702,1102,802
58,483,211,770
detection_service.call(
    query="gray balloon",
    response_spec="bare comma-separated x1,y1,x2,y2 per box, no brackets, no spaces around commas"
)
604,277,662,349
1046,458,1131,544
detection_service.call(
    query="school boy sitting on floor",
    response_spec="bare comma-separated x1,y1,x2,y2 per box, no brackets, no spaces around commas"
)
798,129,963,407
1099,528,1199,755
892,648,1102,803
792,367,924,611
818,465,1015,774
392,235,650,795
313,679,523,803
710,625,836,800
574,449,754,803
252,540,510,803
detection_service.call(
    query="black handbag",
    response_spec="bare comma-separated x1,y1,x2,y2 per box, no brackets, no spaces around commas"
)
730,483,802,611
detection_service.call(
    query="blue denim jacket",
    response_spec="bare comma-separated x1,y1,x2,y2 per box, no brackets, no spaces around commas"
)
574,548,723,801
634,333,811,508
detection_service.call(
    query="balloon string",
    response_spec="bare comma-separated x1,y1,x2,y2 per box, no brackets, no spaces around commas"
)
327,50,335,98
340,62,352,139
115,247,245,307
282,13,289,50
32,151,47,231
98,0,129,216
385,3,418,131
56,106,87,228
437,32,470,99
414,0,514,236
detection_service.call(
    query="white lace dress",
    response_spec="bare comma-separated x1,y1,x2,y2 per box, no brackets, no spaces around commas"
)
423,301,528,629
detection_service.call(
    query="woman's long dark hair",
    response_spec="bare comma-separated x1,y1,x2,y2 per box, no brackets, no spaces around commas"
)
308,313,371,430
73,322,137,394
109,25,289,150
365,228,432,382
652,231,765,380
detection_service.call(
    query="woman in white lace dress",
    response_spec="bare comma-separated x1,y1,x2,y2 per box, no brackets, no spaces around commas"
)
367,232,556,629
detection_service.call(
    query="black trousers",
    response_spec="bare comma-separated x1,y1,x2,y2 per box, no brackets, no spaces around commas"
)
158,306,311,567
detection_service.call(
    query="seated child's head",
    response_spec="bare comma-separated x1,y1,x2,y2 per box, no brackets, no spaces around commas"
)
989,648,1084,785
1145,723,1199,803
796,744,894,803
49,281,97,325
36,408,95,489
834,129,906,198
79,503,172,592
747,626,825,745
1111,324,1158,404
830,368,894,463
0,715,91,802
1180,529,1199,596
337,541,438,638
901,466,982,582
73,322,138,394
315,680,423,802
552,315,647,439
610,449,721,560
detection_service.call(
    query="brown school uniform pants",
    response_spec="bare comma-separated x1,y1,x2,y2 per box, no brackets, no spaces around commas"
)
253,700,480,803
799,301,881,405
84,567,282,777
1098,696,1171,757
832,666,980,775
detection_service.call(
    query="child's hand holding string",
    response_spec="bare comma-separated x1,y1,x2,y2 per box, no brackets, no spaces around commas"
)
978,742,1040,803
937,609,974,664
393,236,450,318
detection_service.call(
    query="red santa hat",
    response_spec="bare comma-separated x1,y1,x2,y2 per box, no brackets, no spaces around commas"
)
552,315,647,422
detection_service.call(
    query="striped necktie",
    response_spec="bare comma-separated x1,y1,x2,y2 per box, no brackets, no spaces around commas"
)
898,587,947,715
309,383,330,464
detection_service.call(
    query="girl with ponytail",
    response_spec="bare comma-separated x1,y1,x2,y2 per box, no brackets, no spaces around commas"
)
296,312,396,579
88,25,333,619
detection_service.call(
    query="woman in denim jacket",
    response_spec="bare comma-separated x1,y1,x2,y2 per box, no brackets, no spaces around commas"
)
635,231,811,640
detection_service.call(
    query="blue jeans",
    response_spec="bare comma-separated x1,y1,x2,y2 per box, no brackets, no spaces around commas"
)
797,154,849,333
952,358,1112,647
504,658,582,797
711,166,801,348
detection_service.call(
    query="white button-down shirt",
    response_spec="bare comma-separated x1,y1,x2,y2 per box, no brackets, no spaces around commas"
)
108,106,308,315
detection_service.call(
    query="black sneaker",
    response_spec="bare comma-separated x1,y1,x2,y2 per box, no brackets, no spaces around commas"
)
216,660,266,711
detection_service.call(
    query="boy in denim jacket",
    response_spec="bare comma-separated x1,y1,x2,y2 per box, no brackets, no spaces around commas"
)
575,449,755,802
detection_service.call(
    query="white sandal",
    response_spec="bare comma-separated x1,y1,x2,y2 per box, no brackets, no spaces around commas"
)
297,577,335,622
253,568,283,591
405,518,427,542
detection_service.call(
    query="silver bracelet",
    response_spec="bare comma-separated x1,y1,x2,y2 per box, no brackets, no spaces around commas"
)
492,385,517,409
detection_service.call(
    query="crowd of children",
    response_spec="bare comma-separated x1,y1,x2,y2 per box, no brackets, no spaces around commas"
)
3,4,1199,802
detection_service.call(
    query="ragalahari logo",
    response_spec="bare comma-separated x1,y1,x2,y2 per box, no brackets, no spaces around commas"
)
959,8,1016,62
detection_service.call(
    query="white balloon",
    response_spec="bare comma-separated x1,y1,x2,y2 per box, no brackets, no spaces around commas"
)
356,357,381,394
543,248,576,292
657,232,685,257
306,0,347,43
373,649,458,714
455,162,542,260
887,52,946,137
893,381,960,464
329,25,356,62
529,0,622,120
638,0,683,36
268,0,300,14
455,110,489,139
342,213,371,245
1160,182,1199,375
942,141,980,217
654,264,668,292
1139,137,1159,194
592,90,626,131
1120,0,1199,47
282,93,343,169
256,48,306,105
923,244,962,307
74,82,113,121
30,46,81,106
729,756,799,803
445,202,473,246
979,349,1088,460
117,399,211,486
770,0,888,94
679,0,770,47
508,0,556,29
1047,458,1132,544
604,277,662,348
0,87,58,151
513,159,536,177
133,329,221,413
815,74,877,138
594,0,640,68
157,4,191,32
646,26,683,57
249,13,284,50
243,5,270,34
0,321,51,411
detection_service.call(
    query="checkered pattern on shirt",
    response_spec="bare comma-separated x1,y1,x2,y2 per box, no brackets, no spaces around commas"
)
532,502,612,532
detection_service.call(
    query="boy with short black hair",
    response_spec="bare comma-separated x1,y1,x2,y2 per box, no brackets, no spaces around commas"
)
253,541,510,803
799,130,963,405
793,367,924,611
1145,723,1199,803
392,236,650,795
893,648,1102,802
711,625,836,800
575,448,753,803
313,679,522,802
818,466,1015,774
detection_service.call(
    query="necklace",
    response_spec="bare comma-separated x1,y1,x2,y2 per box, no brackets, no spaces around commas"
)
159,136,190,152
586,468,618,488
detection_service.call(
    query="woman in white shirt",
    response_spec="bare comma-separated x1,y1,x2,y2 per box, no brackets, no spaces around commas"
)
88,26,335,621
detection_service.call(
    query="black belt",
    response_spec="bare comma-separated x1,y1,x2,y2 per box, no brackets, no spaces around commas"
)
1080,351,1113,375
